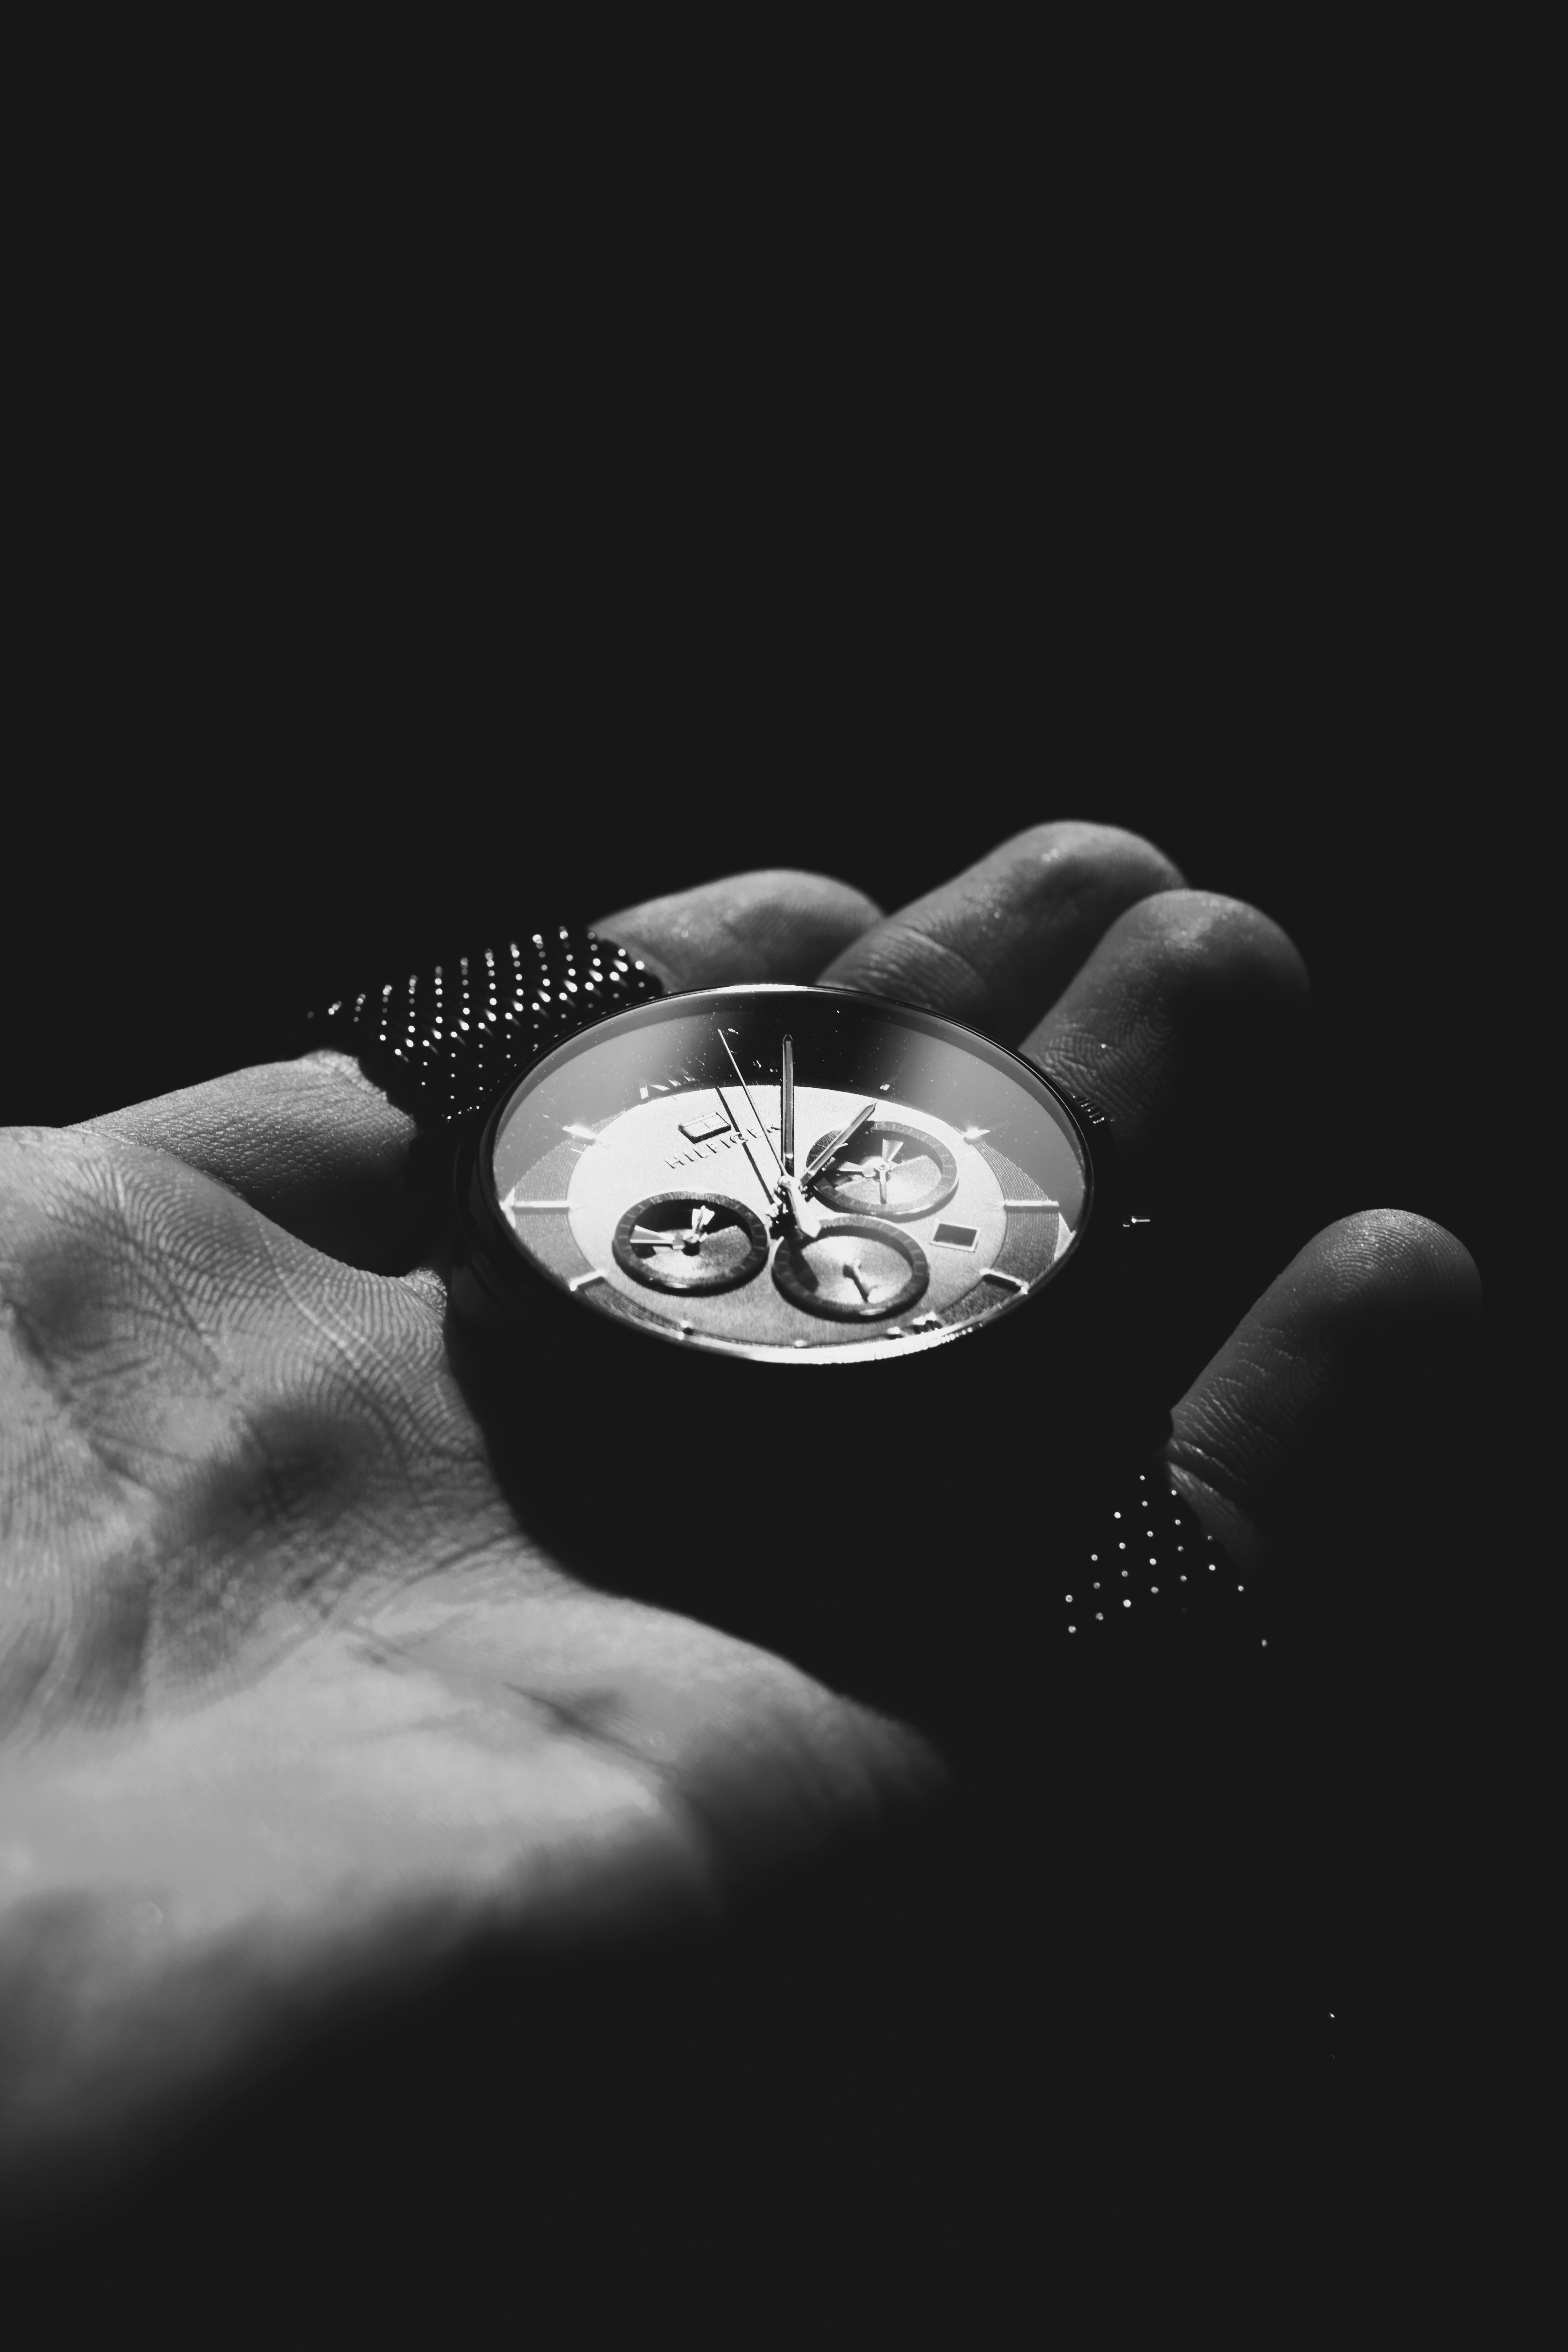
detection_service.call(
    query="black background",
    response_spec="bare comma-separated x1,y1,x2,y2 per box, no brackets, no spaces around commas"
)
4,82,1545,2341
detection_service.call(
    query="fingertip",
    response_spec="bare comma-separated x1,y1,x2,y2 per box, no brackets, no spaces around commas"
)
1115,891,1312,1030
1164,1206,1485,1617
1004,818,1189,897
1314,1208,1483,1317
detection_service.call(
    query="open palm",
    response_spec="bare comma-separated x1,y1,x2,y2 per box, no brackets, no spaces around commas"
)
0,827,1479,2326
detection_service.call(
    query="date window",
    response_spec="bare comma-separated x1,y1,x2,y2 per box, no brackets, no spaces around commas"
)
678,1107,731,1143
931,1221,979,1252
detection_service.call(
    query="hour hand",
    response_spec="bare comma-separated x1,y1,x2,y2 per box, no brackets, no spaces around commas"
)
801,1102,877,1191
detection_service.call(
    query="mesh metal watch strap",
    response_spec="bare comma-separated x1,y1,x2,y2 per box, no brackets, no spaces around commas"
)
1066,1460,1264,1649
299,927,667,1125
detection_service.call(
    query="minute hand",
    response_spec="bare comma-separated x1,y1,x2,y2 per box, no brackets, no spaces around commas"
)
801,1102,878,1190
716,1029,823,1239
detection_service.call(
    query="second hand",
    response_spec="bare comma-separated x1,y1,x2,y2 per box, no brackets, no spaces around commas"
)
711,1080,776,1216
717,1029,821,1238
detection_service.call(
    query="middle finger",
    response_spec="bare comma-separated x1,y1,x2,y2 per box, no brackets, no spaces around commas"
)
816,819,1309,1232
815,820,1187,1039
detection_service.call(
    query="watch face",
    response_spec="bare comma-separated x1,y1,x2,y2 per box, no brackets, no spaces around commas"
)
471,985,1094,1365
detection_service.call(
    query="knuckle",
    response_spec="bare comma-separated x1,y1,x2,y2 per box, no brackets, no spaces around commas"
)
597,870,882,989
838,923,987,1009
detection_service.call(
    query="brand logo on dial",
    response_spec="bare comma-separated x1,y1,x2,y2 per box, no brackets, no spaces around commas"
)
665,1123,772,1174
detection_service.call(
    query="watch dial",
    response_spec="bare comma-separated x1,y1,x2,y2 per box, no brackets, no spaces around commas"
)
481,986,1090,1364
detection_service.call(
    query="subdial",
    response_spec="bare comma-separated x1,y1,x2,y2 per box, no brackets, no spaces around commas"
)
612,1193,771,1294
771,1218,930,1322
804,1119,959,1222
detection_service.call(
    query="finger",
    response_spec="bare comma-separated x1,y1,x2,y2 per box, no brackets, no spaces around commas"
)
69,870,882,1269
593,867,881,990
814,822,1187,1041
1022,889,1310,1228
1163,1209,1483,1620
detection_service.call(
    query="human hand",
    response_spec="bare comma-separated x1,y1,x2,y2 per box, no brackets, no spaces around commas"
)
0,828,1479,2316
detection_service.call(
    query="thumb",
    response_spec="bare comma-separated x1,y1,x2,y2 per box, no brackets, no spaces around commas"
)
73,1051,423,1271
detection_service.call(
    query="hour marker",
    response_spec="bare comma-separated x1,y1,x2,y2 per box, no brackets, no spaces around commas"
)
982,1268,1029,1294
567,1270,605,1292
509,1200,572,1212
1000,1198,1060,1210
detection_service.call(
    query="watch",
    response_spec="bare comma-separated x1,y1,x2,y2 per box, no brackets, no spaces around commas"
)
303,926,1253,1646
448,974,1156,1395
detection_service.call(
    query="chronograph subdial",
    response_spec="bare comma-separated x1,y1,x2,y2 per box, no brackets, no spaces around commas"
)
612,1193,771,1294
804,1120,960,1222
771,1218,930,1322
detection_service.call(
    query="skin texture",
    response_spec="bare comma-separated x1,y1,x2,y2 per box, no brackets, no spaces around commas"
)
0,823,1480,2332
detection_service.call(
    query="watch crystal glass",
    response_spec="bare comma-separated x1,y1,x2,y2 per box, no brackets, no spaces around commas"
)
480,986,1091,1363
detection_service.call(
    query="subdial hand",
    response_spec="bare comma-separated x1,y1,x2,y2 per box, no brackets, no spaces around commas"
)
840,1258,872,1302
842,1138,905,1205
631,1206,714,1254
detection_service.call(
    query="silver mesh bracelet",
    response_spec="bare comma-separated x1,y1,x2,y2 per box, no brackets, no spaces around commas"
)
299,926,667,1126
1066,1459,1264,1649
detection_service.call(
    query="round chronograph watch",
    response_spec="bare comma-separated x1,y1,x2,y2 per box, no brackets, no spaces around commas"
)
448,979,1152,1401
305,926,1255,1646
